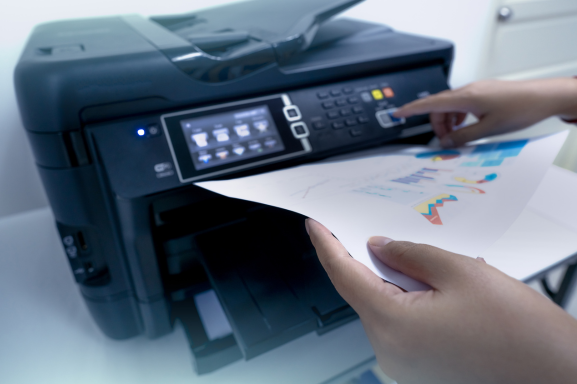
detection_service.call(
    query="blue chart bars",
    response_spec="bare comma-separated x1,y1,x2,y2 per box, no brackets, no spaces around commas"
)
461,140,528,167
393,168,442,185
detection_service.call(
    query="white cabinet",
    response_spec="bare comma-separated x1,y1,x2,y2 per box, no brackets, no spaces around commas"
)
483,0,577,79
479,0,577,172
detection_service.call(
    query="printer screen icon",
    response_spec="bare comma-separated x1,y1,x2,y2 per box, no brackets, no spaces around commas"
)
178,104,286,171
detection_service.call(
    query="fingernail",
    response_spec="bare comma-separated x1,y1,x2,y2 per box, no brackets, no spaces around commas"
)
392,109,404,117
305,219,311,235
476,257,487,263
440,136,455,148
368,236,394,248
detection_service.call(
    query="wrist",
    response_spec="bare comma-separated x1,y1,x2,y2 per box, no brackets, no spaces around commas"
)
556,77,577,122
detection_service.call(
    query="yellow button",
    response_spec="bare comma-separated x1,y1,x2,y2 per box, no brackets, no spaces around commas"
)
371,89,384,100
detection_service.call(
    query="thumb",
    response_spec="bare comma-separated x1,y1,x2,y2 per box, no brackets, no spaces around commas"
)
306,219,402,314
368,237,473,290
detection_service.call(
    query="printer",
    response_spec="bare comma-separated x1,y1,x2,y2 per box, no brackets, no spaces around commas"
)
15,0,453,374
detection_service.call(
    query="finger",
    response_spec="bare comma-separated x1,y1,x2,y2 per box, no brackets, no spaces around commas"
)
445,113,459,136
455,112,468,127
430,113,452,138
306,219,402,313
394,91,472,118
368,237,472,289
441,115,501,148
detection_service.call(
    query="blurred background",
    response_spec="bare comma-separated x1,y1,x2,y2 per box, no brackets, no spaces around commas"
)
1,0,576,219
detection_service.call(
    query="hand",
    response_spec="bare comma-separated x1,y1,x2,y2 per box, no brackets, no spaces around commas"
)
305,218,577,384
394,78,577,148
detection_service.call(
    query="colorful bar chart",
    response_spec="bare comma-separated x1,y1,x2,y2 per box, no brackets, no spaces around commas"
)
414,194,458,225
392,168,445,186
461,140,528,167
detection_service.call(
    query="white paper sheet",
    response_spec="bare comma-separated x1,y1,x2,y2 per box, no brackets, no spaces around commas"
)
196,131,568,291
527,164,577,234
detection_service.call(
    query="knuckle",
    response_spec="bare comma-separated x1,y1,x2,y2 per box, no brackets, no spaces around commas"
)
391,242,438,265
387,241,418,259
460,86,477,99
321,255,338,277
463,80,493,97
322,256,349,288
413,243,438,255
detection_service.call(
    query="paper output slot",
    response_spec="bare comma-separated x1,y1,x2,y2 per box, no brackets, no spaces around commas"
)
194,290,233,341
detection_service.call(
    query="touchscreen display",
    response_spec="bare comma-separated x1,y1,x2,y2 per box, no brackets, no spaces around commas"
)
180,105,286,170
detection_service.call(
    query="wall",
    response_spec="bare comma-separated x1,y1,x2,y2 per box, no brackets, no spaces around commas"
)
0,0,512,219
342,0,496,88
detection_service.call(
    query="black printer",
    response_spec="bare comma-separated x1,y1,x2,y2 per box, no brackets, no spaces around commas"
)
15,0,453,374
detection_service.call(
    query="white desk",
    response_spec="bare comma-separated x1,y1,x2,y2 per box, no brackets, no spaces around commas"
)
1,166,577,384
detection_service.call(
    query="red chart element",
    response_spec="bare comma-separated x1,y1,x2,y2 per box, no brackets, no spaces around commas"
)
414,194,458,225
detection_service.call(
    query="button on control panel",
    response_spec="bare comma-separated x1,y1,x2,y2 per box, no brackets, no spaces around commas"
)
306,82,405,137
290,122,309,139
293,68,442,152
136,123,163,138
350,127,363,137
376,108,406,129
283,105,302,121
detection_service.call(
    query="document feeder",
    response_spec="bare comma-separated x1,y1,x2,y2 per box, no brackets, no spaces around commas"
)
15,0,453,373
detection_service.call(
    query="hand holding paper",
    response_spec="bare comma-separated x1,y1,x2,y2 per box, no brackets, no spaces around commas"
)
306,217,577,384
196,132,568,291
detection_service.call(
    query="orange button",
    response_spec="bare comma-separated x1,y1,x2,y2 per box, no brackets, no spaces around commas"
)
383,87,395,98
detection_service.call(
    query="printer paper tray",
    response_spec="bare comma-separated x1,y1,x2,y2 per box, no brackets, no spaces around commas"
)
195,207,357,360
162,200,358,371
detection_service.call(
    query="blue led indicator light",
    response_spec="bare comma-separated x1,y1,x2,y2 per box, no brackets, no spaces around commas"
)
137,128,145,136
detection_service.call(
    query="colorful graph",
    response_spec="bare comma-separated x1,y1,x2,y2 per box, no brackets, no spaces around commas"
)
454,173,498,184
392,168,448,186
445,184,486,194
414,194,458,225
416,150,461,162
461,140,528,167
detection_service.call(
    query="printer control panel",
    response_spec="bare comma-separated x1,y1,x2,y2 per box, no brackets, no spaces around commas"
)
162,95,312,183
309,88,404,132
288,65,448,154
90,65,448,198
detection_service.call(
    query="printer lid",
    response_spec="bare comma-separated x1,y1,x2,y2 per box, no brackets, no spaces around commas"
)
149,0,364,82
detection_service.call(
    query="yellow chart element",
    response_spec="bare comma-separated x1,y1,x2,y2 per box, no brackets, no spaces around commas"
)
413,194,458,225
371,89,384,100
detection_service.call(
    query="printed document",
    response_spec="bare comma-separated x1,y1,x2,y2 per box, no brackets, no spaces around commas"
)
196,132,568,291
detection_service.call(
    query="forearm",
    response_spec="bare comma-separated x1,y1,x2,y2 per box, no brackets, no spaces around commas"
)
536,77,577,121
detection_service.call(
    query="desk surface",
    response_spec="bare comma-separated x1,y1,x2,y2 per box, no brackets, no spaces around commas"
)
1,166,577,384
